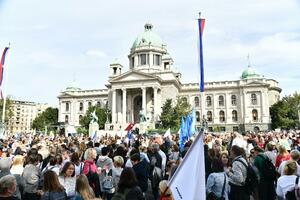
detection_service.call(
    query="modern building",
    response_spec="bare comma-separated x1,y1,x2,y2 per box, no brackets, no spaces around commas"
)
7,100,48,134
58,23,281,132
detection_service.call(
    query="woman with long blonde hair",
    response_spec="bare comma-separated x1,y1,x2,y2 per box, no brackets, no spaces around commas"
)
11,155,24,175
75,174,99,200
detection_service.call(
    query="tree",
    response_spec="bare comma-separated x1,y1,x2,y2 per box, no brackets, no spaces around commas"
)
173,97,191,129
270,92,300,129
32,107,58,131
79,105,111,130
160,99,175,129
160,97,191,130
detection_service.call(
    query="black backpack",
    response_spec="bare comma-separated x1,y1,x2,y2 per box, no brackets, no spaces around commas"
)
286,176,300,200
257,154,277,181
236,159,259,195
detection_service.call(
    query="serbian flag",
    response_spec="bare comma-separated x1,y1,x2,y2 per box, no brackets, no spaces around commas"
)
124,123,134,131
198,18,205,92
0,47,9,87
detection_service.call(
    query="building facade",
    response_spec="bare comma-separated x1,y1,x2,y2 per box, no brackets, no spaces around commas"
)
58,23,281,132
7,100,48,134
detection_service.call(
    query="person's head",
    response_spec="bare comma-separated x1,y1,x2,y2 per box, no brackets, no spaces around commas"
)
60,161,75,177
152,143,160,153
113,156,124,168
0,158,12,171
84,148,97,160
48,156,57,166
12,155,24,167
220,152,229,166
278,145,287,155
76,174,95,199
71,152,80,164
159,180,173,198
230,145,243,159
172,144,179,152
284,160,297,175
101,147,109,156
0,175,17,196
290,150,300,162
266,142,275,151
130,153,140,165
43,170,64,192
27,154,38,165
253,146,264,157
55,154,63,165
118,167,138,192
211,159,224,173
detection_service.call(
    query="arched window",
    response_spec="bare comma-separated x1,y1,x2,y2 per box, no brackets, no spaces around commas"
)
65,115,69,123
196,111,200,122
219,95,224,106
97,101,101,107
79,102,83,111
206,96,212,107
251,93,257,105
232,110,238,122
194,97,200,107
88,101,92,107
207,111,212,122
65,102,69,112
219,110,225,122
252,109,258,121
231,95,237,106
79,115,83,122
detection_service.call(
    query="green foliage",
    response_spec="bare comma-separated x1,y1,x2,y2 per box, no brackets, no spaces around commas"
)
0,97,14,123
160,99,175,128
160,97,191,130
79,105,111,130
32,107,58,131
270,92,300,129
77,127,88,135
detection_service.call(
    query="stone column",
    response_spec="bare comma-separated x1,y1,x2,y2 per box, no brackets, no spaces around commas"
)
112,89,116,124
122,88,127,124
142,87,147,112
153,87,158,121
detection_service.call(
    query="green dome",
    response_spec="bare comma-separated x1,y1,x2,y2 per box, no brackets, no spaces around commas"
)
131,23,164,49
66,80,81,92
241,66,261,79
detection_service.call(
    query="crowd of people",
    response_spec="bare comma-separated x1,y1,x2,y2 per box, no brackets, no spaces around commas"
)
0,129,299,200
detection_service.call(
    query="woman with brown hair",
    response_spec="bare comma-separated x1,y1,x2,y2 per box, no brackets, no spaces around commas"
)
40,170,67,200
59,162,76,199
75,174,98,200
112,167,144,200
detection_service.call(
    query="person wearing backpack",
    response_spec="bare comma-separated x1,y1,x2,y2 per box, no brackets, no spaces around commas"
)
226,145,250,200
276,160,300,200
253,146,276,200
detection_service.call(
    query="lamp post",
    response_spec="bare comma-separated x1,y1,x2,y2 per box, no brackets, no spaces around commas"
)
105,102,110,124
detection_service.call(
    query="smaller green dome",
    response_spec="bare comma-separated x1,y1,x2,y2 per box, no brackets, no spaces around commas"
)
241,66,261,79
66,80,81,92
131,23,165,49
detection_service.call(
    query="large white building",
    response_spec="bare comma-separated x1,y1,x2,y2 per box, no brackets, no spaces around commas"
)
58,23,281,132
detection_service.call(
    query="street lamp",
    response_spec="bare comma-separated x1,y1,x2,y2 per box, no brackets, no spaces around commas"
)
105,101,110,124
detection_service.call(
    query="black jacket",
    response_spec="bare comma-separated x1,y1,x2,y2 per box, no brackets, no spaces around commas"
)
132,159,149,192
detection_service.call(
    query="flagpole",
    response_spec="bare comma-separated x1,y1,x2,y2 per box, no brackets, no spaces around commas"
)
1,44,10,123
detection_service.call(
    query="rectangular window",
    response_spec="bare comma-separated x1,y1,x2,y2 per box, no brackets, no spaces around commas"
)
131,57,135,68
233,126,239,132
140,54,147,65
220,127,226,132
154,54,161,66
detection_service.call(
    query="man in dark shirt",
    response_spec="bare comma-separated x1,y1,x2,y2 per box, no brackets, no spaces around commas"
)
130,152,149,193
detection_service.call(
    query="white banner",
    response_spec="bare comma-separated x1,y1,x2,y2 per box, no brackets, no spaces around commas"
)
169,133,206,200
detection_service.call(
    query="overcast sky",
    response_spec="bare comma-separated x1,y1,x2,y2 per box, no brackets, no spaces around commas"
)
0,0,299,106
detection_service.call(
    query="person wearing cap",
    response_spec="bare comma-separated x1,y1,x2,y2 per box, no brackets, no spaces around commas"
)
278,150,300,176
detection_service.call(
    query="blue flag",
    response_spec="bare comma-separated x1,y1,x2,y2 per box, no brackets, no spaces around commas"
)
188,110,196,137
180,117,187,151
198,18,205,92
